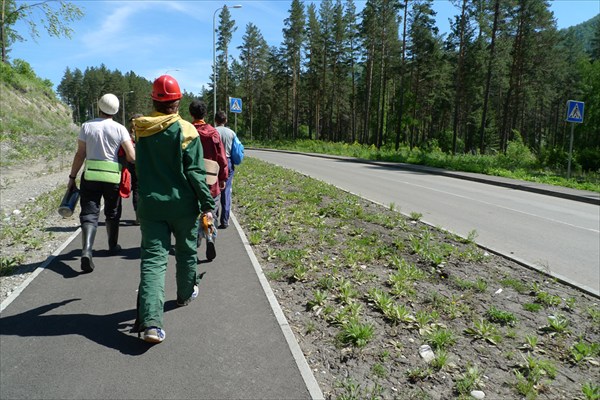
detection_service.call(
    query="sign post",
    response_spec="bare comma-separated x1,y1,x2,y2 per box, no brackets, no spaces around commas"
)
229,97,242,132
565,100,584,179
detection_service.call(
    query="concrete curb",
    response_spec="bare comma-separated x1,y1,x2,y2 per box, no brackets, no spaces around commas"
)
231,212,325,400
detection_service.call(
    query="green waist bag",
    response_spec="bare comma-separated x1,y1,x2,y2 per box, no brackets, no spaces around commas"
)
84,160,122,184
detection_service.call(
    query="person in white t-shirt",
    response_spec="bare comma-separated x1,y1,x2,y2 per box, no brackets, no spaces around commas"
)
67,93,135,273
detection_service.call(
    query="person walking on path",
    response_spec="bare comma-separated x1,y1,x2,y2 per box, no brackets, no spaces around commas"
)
215,110,237,229
67,93,135,273
133,75,215,344
189,100,228,261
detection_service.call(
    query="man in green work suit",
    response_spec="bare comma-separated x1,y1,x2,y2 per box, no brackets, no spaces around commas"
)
133,75,215,343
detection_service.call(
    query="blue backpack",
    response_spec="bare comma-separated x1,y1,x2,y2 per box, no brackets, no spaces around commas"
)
231,135,244,165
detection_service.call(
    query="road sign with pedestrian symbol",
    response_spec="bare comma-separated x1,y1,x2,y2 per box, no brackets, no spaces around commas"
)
229,97,242,114
566,100,584,123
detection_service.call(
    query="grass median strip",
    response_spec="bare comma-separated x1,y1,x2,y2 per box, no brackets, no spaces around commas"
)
233,157,599,400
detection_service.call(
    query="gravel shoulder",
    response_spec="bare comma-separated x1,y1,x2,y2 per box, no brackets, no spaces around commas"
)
1,156,79,303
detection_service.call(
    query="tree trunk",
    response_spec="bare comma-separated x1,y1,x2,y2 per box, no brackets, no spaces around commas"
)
395,0,408,151
362,43,374,145
1,0,6,63
377,38,387,149
452,0,468,155
480,0,500,154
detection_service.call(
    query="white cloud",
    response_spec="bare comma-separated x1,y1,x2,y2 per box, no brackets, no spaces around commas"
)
81,3,142,49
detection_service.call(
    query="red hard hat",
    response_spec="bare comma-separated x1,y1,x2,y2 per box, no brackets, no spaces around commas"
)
151,75,182,102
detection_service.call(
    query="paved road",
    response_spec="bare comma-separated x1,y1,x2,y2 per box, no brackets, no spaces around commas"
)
248,149,600,296
0,200,323,399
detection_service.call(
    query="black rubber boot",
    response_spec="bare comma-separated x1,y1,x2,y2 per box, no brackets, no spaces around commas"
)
206,237,216,261
106,220,122,254
81,223,96,273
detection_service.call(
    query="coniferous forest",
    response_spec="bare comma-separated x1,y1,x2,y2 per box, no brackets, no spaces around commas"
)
55,0,600,171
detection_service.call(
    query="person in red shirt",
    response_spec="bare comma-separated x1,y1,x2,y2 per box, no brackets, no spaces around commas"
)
189,100,229,261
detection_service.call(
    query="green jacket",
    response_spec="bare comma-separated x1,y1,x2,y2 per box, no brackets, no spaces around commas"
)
134,112,215,220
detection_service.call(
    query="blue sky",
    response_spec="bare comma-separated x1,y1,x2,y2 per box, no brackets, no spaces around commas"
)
10,0,600,96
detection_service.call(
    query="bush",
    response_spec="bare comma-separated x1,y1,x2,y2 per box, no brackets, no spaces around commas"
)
540,147,570,170
577,148,600,172
499,132,537,170
12,59,36,79
0,61,17,85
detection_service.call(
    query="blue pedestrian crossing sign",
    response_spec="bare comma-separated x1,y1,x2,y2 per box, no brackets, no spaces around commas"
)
229,97,242,114
566,100,584,123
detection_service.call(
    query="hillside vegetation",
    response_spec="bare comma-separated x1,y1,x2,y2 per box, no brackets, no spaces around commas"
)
0,60,77,167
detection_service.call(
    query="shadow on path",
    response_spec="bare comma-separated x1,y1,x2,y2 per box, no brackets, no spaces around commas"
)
0,299,175,356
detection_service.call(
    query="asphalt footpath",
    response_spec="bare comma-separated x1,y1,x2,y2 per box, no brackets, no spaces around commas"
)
0,199,324,400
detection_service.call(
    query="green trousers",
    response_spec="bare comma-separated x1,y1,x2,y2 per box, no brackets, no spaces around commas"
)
138,215,199,330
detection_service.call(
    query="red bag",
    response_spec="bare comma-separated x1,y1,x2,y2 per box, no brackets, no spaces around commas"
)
118,146,131,198
119,166,131,198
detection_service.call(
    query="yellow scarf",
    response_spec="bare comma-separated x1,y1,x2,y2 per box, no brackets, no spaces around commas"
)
134,112,181,138
134,112,198,149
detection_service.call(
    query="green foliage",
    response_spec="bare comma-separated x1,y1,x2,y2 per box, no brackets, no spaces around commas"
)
513,355,558,397
536,291,562,308
578,148,600,172
251,139,599,192
1,0,83,63
0,254,25,276
453,277,488,293
523,303,543,313
0,62,77,166
539,314,570,335
335,378,384,400
501,278,529,294
486,306,518,326
426,326,457,350
582,381,600,400
464,319,501,345
570,340,600,364
307,289,329,310
336,318,375,348
454,364,484,395
499,134,538,170
588,307,600,325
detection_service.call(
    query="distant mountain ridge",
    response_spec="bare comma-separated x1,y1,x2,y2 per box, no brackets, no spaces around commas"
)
561,14,600,54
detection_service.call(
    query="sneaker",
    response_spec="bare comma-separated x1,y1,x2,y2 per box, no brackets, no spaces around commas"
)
143,326,165,343
177,285,199,307
206,240,216,261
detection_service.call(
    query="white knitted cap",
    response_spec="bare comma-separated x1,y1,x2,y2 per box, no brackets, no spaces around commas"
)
98,93,119,115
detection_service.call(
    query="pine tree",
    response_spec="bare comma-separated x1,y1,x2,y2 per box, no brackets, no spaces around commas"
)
238,23,269,139
283,0,306,139
216,6,238,116
305,3,322,140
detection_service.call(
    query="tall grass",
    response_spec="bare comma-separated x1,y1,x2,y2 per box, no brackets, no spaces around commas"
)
247,139,599,193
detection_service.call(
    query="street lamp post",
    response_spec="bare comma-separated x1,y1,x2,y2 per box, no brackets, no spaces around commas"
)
213,4,242,121
122,91,134,125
